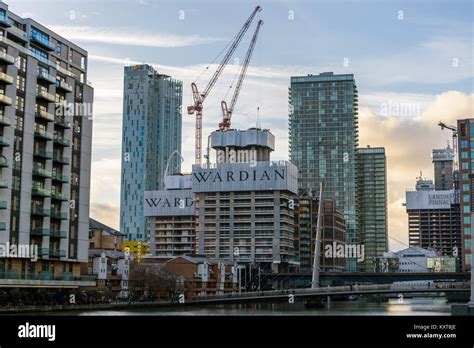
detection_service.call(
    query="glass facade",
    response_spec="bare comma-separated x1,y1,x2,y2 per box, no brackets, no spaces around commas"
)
457,119,474,271
289,72,358,271
356,147,388,272
120,65,183,242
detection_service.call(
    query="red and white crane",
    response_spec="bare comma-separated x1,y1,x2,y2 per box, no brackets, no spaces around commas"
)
187,5,262,165
219,19,263,131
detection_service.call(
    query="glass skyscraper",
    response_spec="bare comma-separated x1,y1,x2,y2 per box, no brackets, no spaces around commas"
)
289,72,358,271
356,146,388,272
457,119,473,272
120,64,183,242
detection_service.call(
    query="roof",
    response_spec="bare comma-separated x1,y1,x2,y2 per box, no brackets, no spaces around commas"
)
89,218,124,237
166,255,234,265
89,249,125,259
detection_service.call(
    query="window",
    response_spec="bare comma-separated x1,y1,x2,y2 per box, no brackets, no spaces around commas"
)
465,254,471,265
16,75,25,91
30,27,50,46
461,140,468,148
30,47,48,63
464,216,471,224
463,194,470,202
462,151,468,159
15,96,24,112
56,42,61,55
15,56,26,72
463,184,470,191
464,205,470,213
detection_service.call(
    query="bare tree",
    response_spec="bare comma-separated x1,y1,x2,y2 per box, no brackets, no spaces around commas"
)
128,263,177,300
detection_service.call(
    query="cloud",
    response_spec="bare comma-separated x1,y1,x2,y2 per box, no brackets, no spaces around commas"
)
46,25,226,48
359,91,474,250
86,52,473,252
90,202,120,230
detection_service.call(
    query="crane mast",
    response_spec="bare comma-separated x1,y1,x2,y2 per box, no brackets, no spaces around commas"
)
187,5,262,165
438,121,459,202
220,19,263,131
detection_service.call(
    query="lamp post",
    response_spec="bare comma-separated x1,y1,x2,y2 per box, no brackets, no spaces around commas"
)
469,248,474,307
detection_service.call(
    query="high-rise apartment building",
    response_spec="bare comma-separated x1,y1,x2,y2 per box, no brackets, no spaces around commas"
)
356,146,388,272
457,119,473,272
120,64,182,242
432,146,454,191
289,72,358,270
0,3,94,286
192,128,298,272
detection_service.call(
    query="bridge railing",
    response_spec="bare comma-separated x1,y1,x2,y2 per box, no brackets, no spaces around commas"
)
188,281,469,302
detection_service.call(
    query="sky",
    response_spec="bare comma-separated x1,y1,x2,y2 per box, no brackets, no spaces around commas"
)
6,0,473,251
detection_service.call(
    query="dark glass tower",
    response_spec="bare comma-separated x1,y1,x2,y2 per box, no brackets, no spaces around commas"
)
356,146,388,272
289,72,358,271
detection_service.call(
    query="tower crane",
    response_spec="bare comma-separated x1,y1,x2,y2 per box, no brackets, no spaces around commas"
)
438,121,458,169
219,20,263,131
187,5,262,165
438,121,459,200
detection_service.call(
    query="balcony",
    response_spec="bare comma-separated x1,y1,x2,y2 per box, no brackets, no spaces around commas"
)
35,109,55,122
37,70,56,84
0,51,15,65
0,222,5,230
30,33,55,51
32,187,51,197
0,115,10,126
32,165,52,178
51,210,67,220
0,72,13,85
51,172,69,183
0,15,12,28
53,153,69,165
54,116,71,129
34,128,54,140
0,156,8,167
51,190,68,201
0,136,10,147
54,136,70,147
50,230,67,238
38,248,49,256
7,25,28,42
36,89,55,103
0,200,6,209
56,80,73,93
31,227,50,236
0,94,12,106
50,249,66,258
33,148,53,159
31,206,50,217
0,179,8,188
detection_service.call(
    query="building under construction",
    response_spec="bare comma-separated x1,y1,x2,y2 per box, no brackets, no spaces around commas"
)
406,178,461,270
192,128,298,273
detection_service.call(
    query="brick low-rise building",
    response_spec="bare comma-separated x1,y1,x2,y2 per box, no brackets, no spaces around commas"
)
164,255,237,298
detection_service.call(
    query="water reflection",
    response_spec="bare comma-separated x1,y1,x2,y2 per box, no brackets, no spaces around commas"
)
70,298,453,316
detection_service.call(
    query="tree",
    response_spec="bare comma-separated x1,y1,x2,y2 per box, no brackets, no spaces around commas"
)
128,263,177,300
